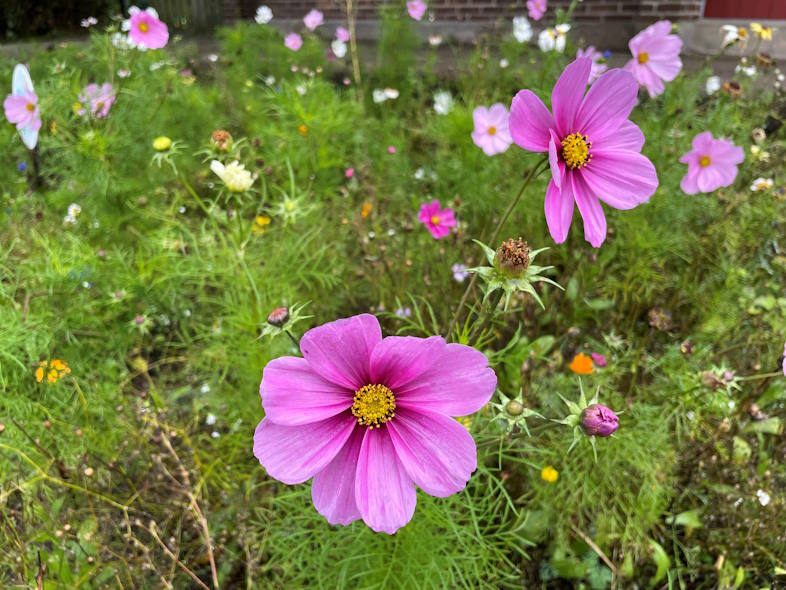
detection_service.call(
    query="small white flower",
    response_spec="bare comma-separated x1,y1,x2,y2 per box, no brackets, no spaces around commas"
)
210,160,255,192
735,63,756,77
111,32,133,50
207,53,219,63
414,167,426,180
539,25,569,53
721,24,747,47
750,177,774,191
200,383,211,394
331,39,347,58
67,203,82,218
264,75,276,86
756,489,771,506
428,35,443,46
499,58,509,68
117,68,130,78
705,75,721,94
81,16,98,28
512,16,532,43
255,5,273,24
433,91,454,115
296,84,307,95
372,89,387,103
206,413,217,425
384,88,399,100
211,431,220,438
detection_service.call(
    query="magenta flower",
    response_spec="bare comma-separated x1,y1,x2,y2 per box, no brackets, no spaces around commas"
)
624,20,682,98
125,6,169,50
581,403,618,436
79,83,116,118
4,65,41,150
303,9,324,31
576,46,607,84
590,352,608,367
253,314,496,533
527,0,547,20
509,57,658,247
407,0,427,21
284,32,303,51
418,200,456,239
471,104,513,156
679,132,744,194
336,26,350,43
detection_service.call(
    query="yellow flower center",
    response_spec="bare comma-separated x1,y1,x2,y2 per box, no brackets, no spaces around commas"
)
430,215,440,225
560,133,591,169
26,102,35,112
352,384,396,428
739,28,747,38
139,21,149,33
699,155,711,167
637,52,649,64
487,126,497,136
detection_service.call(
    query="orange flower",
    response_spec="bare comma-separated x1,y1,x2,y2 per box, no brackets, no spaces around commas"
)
569,352,593,375
35,359,71,384
361,202,372,218
298,124,308,136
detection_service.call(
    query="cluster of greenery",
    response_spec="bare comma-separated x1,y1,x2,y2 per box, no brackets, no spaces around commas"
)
1,5,785,589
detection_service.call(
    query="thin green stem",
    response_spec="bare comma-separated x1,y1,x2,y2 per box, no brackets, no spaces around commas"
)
738,371,783,382
469,289,503,344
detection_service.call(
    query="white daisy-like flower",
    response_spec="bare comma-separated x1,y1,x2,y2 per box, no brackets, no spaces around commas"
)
750,177,774,191
705,75,721,94
721,24,748,47
433,90,454,115
331,39,347,58
512,16,532,43
255,5,273,24
210,160,255,192
538,24,570,52
756,489,771,506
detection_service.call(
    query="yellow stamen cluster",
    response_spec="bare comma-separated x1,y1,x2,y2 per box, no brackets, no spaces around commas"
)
138,22,149,33
35,359,71,384
561,133,591,169
430,215,440,225
699,155,711,168
487,126,497,136
352,384,396,428
637,52,649,64
26,103,35,112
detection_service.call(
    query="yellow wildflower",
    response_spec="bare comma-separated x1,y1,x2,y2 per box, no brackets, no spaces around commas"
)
298,124,308,136
750,22,774,40
35,359,71,384
361,202,372,218
252,215,271,235
541,465,559,483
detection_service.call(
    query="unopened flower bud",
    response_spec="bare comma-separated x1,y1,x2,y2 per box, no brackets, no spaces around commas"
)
494,237,531,277
505,400,524,416
211,129,233,152
267,306,289,327
581,404,619,437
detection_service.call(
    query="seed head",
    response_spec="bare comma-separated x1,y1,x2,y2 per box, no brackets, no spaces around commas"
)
211,129,233,152
494,237,531,277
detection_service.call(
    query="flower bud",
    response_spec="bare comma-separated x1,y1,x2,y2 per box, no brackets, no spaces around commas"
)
494,237,530,278
211,129,233,152
152,136,172,151
267,306,290,327
581,404,619,437
505,400,524,416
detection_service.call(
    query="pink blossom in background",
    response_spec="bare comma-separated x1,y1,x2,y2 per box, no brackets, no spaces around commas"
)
285,32,303,51
591,352,608,367
624,20,682,98
387,145,396,154
253,314,496,533
576,46,608,83
345,167,355,178
679,131,744,194
125,6,169,50
336,26,350,43
527,0,547,21
509,58,658,247
3,90,41,133
407,0,427,21
303,9,324,31
418,200,456,239
471,104,512,156
79,83,116,118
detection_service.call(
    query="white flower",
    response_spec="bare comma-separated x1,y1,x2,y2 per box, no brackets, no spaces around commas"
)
721,24,747,47
428,35,442,46
750,177,774,191
67,203,82,218
384,88,399,100
331,39,347,58
538,24,569,52
111,32,133,50
200,383,211,393
206,413,217,425
512,16,532,43
264,75,276,86
433,91,454,115
296,84,307,95
210,160,255,192
211,431,220,438
81,16,98,28
735,63,756,77
499,58,509,69
756,489,771,506
372,89,387,103
705,75,721,94
207,53,219,63
117,68,130,78
750,145,770,162
255,5,273,24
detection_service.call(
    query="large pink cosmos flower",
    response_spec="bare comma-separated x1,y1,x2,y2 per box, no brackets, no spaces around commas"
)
679,131,743,194
79,83,116,118
407,0,427,21
624,20,682,98
509,57,658,247
4,90,41,133
253,314,496,534
576,46,607,84
284,32,303,51
125,6,169,50
303,9,324,31
527,0,547,21
418,200,456,239
472,104,512,156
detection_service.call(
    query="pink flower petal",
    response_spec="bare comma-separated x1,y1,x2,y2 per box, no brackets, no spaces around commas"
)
596,119,645,151
576,68,638,139
260,356,353,425
572,173,607,247
580,149,658,209
548,129,565,190
300,314,382,390
680,169,699,194
355,427,416,534
552,57,592,137
311,427,364,525
253,413,357,484
395,343,496,416
370,335,446,390
387,408,477,497
544,179,574,244
509,89,554,152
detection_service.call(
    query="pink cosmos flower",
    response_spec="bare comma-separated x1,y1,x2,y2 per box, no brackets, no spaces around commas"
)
679,131,744,194
303,9,324,31
576,46,607,84
336,26,350,43
624,20,682,98
590,352,608,367
418,200,456,239
285,32,303,51
125,6,169,50
345,167,355,178
79,83,116,118
387,145,396,154
253,314,496,533
407,0,427,21
471,104,512,156
4,64,40,150
527,0,547,21
509,57,658,247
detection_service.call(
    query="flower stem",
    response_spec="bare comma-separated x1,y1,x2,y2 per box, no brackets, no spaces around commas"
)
469,289,503,343
738,371,783,382
346,0,363,103
284,329,300,349
445,156,548,340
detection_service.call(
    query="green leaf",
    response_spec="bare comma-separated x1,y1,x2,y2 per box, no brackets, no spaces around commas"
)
744,417,783,435
648,539,670,587
665,509,703,530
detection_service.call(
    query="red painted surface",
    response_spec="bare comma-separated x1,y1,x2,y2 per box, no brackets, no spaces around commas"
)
704,0,786,19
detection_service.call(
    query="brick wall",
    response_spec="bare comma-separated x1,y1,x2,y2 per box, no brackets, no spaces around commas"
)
234,0,702,22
